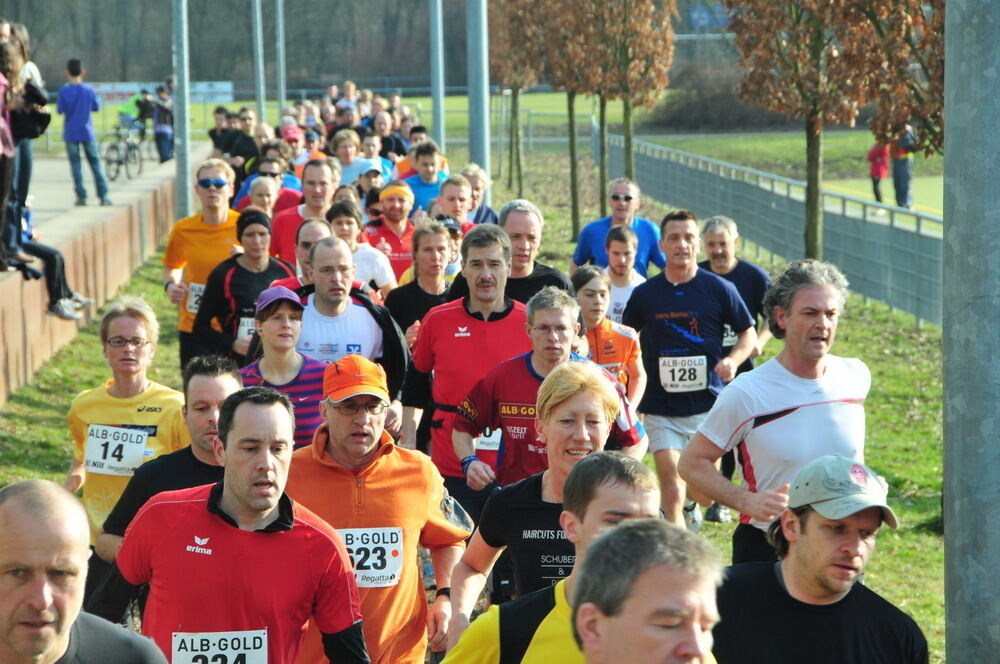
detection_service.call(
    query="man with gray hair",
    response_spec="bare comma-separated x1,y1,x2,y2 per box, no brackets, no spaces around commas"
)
697,215,773,524
573,518,722,664
448,199,573,304
454,287,647,492
679,259,871,563
712,455,927,663
0,480,166,662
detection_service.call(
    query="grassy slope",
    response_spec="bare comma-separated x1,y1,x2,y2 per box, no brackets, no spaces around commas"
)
0,140,943,660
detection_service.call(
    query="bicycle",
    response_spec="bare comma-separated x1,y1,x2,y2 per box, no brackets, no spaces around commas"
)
103,122,144,181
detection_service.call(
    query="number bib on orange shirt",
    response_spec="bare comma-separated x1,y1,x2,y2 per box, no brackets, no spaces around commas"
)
341,527,404,588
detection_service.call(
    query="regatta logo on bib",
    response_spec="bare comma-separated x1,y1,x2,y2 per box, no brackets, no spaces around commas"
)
454,326,471,337
186,535,213,555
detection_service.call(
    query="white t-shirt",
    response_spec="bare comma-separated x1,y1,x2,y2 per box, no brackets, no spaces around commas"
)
698,355,871,530
353,243,395,289
605,268,646,324
297,296,383,363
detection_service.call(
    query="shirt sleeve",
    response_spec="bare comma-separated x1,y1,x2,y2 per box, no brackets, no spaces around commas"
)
572,226,592,266
162,225,186,270
621,287,645,332
115,501,157,586
68,398,87,463
697,383,754,453
650,223,667,268
475,491,508,550
311,528,365,635
419,462,473,550
411,310,436,373
453,373,499,437
722,281,755,334
373,250,395,288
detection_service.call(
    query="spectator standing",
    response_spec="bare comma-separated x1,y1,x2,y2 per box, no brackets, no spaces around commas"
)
892,124,917,209
866,141,891,207
55,58,111,206
150,85,173,162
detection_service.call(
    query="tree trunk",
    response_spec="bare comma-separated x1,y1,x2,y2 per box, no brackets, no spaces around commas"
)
804,113,824,259
568,90,580,241
623,98,634,179
599,95,608,218
506,88,517,189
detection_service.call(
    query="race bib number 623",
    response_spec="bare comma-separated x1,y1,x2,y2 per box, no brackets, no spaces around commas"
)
341,527,404,588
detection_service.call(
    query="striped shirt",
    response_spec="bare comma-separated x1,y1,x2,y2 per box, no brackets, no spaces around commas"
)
240,354,329,448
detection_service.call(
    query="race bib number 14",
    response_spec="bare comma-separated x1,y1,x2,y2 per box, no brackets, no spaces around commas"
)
84,424,149,476
659,355,708,393
172,629,267,664
341,527,404,588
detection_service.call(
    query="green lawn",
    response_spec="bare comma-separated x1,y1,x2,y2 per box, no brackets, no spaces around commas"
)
0,140,943,661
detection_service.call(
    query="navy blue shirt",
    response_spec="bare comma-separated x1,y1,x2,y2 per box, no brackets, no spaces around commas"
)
698,259,771,375
622,269,754,417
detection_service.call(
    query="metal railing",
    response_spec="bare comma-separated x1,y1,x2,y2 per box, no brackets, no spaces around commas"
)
592,122,943,325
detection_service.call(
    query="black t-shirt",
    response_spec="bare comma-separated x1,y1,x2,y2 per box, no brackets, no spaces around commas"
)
384,281,450,334
447,261,574,305
194,255,296,358
697,258,771,375
714,562,929,664
477,473,574,596
57,611,166,663
208,127,234,151
103,447,225,537
379,133,407,159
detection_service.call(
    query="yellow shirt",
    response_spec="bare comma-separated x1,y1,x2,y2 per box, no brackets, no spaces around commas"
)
69,380,190,542
162,210,240,332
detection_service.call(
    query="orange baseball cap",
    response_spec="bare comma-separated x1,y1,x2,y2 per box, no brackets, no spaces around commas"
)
323,355,390,404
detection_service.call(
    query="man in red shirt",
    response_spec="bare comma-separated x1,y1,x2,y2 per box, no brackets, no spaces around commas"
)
271,158,341,263
87,387,369,664
407,224,532,522
364,181,416,280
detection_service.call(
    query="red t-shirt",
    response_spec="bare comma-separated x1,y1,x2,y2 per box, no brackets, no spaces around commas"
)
234,187,302,214
116,483,362,664
412,299,532,477
270,205,307,263
363,221,414,280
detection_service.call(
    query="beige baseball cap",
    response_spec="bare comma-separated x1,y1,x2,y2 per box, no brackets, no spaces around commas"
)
788,455,899,529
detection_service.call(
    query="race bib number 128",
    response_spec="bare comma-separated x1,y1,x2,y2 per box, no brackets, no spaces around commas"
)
659,355,708,393
172,629,267,664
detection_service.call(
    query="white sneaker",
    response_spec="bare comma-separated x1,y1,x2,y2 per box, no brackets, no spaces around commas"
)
683,502,703,533
49,299,82,320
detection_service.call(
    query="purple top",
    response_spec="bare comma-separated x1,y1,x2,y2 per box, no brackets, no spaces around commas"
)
0,73,13,158
56,83,100,143
239,354,328,448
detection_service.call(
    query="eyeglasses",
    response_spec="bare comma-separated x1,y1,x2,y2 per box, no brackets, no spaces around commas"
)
610,193,634,202
258,171,281,178
198,178,229,189
367,208,384,218
106,336,150,348
329,400,388,416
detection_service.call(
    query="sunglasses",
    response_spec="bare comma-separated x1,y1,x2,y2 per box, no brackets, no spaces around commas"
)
198,178,229,189
610,193,634,202
367,208,384,217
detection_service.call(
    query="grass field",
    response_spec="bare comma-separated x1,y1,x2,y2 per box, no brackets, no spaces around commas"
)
0,141,944,660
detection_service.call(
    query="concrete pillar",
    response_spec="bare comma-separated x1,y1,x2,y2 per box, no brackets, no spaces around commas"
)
466,0,490,204
172,0,192,217
429,0,446,150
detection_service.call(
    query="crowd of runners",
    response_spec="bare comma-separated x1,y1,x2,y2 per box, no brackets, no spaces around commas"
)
0,78,929,663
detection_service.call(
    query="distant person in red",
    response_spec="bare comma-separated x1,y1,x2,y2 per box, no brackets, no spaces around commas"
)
866,142,891,208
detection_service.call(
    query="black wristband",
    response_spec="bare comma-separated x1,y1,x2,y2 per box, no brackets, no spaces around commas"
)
435,586,451,599
163,280,174,292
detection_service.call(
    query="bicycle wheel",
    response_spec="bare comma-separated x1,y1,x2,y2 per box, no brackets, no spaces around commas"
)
104,143,122,182
125,143,142,179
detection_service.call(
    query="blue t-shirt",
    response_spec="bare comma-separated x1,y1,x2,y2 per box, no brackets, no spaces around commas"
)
57,83,100,143
698,259,771,375
622,269,754,417
572,216,666,277
404,171,448,215
339,157,377,186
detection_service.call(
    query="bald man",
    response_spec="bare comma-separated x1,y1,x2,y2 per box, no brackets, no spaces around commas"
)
0,480,165,663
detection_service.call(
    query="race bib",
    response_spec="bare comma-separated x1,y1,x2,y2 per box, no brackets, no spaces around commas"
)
172,629,267,664
474,428,502,452
84,424,149,476
237,317,255,339
341,527,404,588
722,323,737,347
186,283,206,314
659,356,708,393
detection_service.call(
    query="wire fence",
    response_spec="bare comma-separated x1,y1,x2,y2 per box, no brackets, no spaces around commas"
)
592,122,943,326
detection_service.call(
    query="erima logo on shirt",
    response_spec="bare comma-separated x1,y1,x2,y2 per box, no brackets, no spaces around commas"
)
186,536,213,555
455,326,471,338
136,405,162,413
